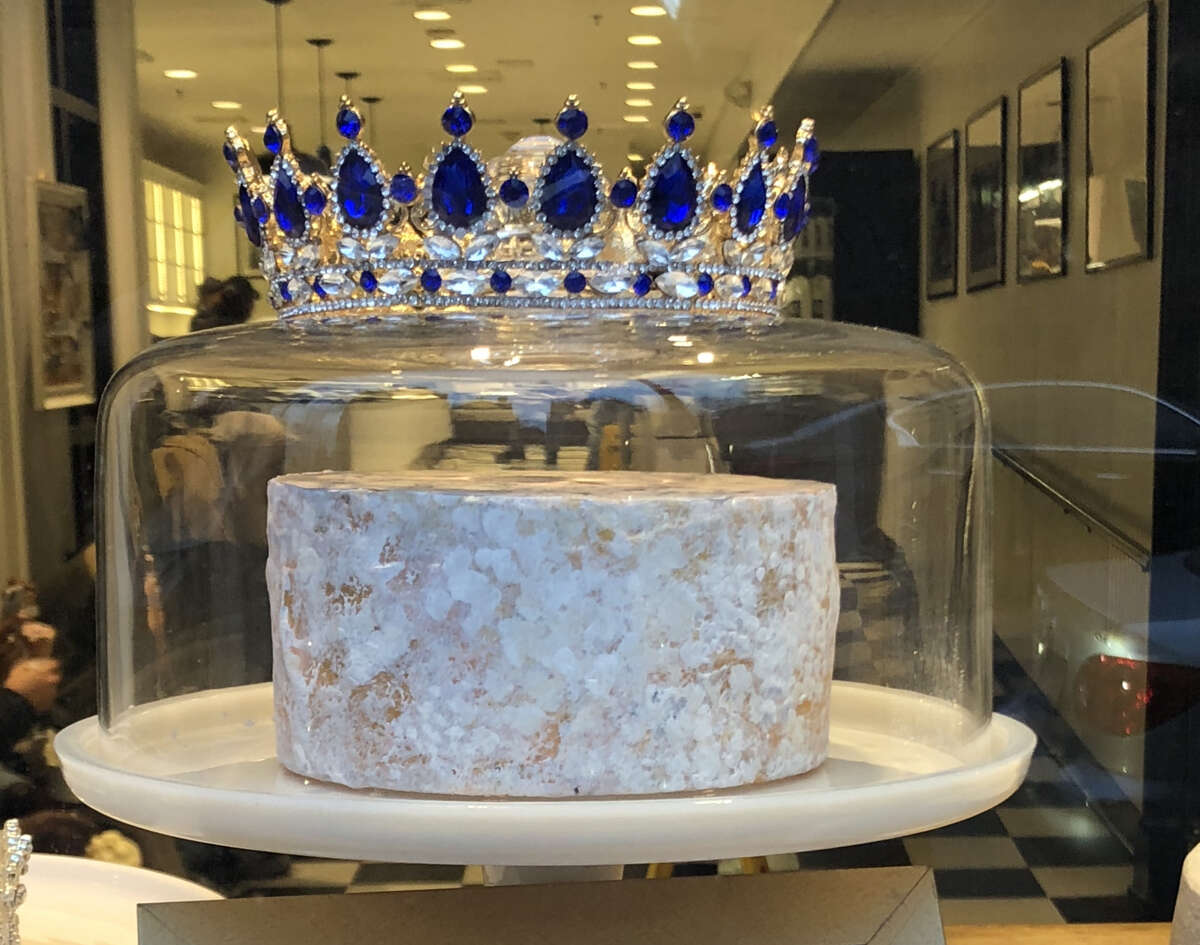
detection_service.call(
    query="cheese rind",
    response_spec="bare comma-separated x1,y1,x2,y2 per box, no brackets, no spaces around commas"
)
267,471,839,797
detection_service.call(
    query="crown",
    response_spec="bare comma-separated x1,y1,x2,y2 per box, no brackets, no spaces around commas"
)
223,92,819,320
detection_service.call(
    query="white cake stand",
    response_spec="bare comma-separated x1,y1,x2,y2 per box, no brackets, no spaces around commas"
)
56,681,1034,866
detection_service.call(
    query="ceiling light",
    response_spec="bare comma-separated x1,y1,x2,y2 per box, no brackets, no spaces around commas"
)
250,124,267,134
413,8,451,20
210,100,242,110
627,81,655,90
430,38,465,49
457,84,488,94
627,60,658,70
163,68,197,80
623,114,650,123
627,35,662,46
630,4,667,15
697,351,715,364
626,152,645,162
445,63,478,73
625,97,653,107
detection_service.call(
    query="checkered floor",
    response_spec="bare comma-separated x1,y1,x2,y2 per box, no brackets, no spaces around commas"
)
208,638,1142,923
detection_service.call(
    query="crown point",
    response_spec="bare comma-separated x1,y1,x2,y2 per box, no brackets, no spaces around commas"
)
441,99,474,137
665,103,695,143
337,99,363,140
555,98,588,140
264,120,286,155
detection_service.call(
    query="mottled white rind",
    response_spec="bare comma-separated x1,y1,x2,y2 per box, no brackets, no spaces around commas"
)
267,471,839,797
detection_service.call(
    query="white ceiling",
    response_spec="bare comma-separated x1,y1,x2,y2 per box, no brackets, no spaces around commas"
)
135,0,834,186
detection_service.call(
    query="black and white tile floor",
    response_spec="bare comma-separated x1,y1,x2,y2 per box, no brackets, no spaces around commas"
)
222,639,1144,924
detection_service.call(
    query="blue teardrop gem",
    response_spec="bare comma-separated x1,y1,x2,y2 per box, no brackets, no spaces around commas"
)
773,194,790,220
697,273,713,296
539,149,598,233
337,150,385,230
222,141,238,170
646,153,696,232
803,135,821,169
361,270,377,293
711,183,733,212
734,162,767,235
236,185,260,245
781,176,808,242
431,146,489,230
251,196,269,224
756,121,778,149
273,175,306,237
263,123,283,155
337,105,362,139
304,186,326,215
741,275,752,296
277,279,291,302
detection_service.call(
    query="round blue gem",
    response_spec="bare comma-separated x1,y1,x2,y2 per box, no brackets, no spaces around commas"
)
251,196,269,224
312,277,327,299
431,145,489,229
666,109,695,142
741,275,751,297
563,271,586,294
390,173,417,204
263,123,283,155
237,185,260,246
441,103,473,137
556,106,588,140
337,105,362,139
773,193,790,220
277,279,291,302
646,153,697,232
360,270,378,293
222,141,238,170
633,273,652,296
337,151,385,230
803,135,821,169
712,184,733,212
499,177,529,208
734,161,767,235
303,185,326,215
421,268,442,292
781,175,809,241
273,176,306,237
756,121,778,149
610,178,637,208
697,273,714,296
539,148,598,233
490,269,512,293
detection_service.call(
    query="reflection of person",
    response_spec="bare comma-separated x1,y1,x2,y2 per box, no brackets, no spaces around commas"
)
189,276,259,332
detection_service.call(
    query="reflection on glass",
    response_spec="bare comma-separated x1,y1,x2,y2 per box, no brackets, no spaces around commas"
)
966,99,1006,291
1086,6,1153,270
1018,62,1067,280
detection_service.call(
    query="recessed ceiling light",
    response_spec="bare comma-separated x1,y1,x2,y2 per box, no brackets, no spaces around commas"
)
457,83,488,94
627,34,662,46
627,81,655,90
163,68,197,80
430,38,465,49
626,152,645,161
623,114,650,123
627,60,658,70
210,100,242,110
250,125,267,134
445,63,478,73
630,4,667,15
625,97,653,107
413,8,451,20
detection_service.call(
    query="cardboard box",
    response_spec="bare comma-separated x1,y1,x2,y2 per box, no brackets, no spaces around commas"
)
139,867,945,945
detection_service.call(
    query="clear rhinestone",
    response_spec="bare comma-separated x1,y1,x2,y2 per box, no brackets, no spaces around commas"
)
424,235,462,261
286,276,311,302
443,269,487,293
772,246,795,271
571,235,606,260
715,274,745,300
337,237,366,263
591,272,632,295
463,233,499,263
670,237,706,264
517,272,559,296
259,249,276,273
320,272,351,297
275,244,296,266
297,243,322,267
377,269,414,296
656,271,700,299
532,233,568,261
741,244,768,266
638,239,671,267
366,234,400,259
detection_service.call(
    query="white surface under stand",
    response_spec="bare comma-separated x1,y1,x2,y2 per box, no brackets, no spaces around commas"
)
56,681,1035,868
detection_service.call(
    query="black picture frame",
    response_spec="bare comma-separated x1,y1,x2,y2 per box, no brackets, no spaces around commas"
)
1018,59,1069,282
965,98,1007,291
925,130,959,299
1085,2,1156,272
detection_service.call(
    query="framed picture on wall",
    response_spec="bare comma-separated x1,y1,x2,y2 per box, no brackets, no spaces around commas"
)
965,98,1007,291
28,179,95,410
1018,60,1069,281
925,130,959,299
1086,2,1155,271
